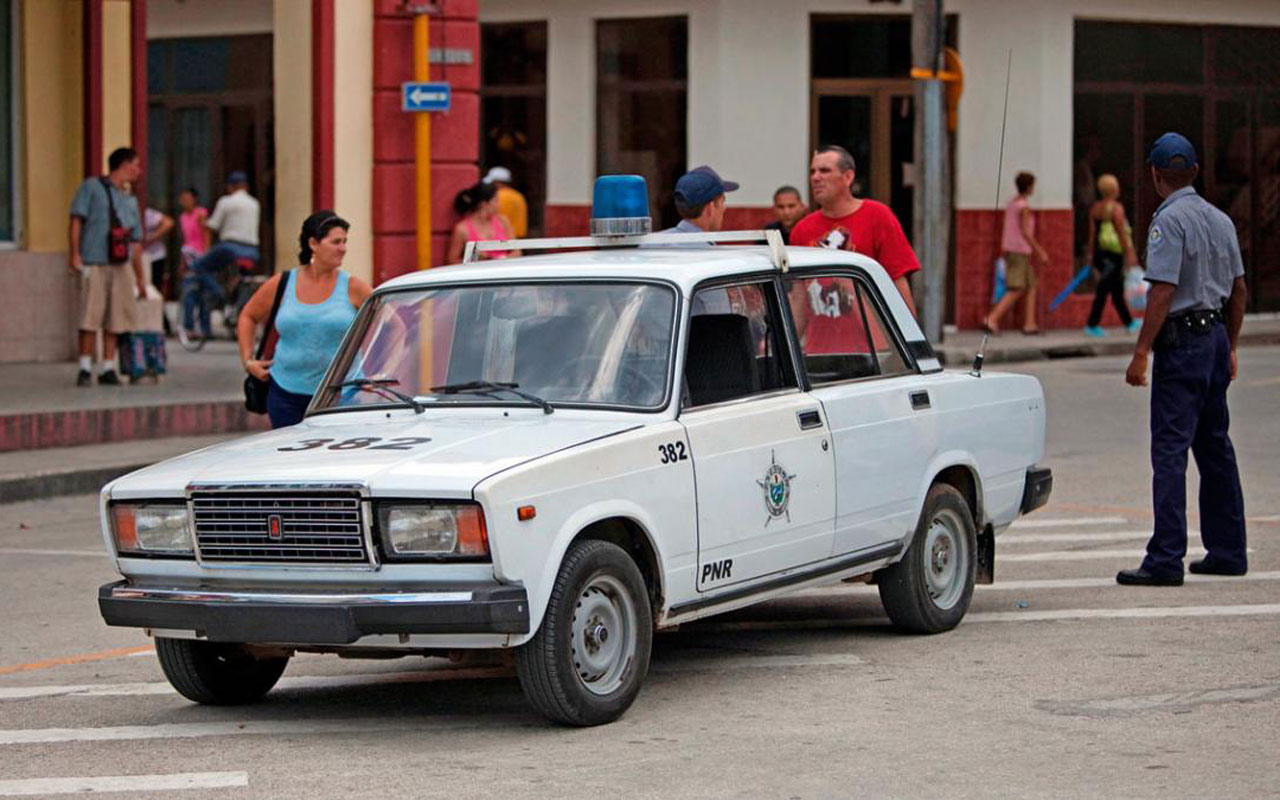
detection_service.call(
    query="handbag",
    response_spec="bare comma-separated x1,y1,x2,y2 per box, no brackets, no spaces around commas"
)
99,178,132,264
243,270,292,414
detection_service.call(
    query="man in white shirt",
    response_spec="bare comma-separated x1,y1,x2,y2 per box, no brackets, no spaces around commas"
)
183,171,261,336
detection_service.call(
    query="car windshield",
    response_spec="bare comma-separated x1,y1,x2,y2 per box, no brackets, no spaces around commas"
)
314,282,677,412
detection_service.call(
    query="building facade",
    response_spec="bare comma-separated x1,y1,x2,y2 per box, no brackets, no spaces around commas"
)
2,0,1278,362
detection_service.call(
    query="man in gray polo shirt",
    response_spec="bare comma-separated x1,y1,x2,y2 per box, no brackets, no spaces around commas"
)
68,147,146,386
1118,132,1248,586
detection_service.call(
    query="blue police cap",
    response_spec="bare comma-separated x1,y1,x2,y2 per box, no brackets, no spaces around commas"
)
674,165,739,208
1147,133,1197,169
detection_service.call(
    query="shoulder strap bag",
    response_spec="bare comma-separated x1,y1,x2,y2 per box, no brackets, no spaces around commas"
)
243,270,293,414
99,178,132,265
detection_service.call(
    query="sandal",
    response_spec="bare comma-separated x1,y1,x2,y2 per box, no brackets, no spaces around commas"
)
980,320,1000,336
1021,328,1044,336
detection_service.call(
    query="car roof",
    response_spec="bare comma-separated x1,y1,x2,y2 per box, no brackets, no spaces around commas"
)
376,245,891,296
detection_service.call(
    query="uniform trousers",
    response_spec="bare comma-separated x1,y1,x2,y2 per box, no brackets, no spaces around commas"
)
1143,321,1247,577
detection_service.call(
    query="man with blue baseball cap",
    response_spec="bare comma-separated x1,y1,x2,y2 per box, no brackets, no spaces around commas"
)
1117,132,1248,586
663,165,739,237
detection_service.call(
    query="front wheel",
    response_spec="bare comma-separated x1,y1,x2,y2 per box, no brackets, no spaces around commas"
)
515,540,652,726
155,638,289,705
877,484,977,634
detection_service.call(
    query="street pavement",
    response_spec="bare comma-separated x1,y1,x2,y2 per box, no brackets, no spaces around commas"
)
0,347,1277,798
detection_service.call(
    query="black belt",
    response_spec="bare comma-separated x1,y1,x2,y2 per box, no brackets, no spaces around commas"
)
1168,308,1222,331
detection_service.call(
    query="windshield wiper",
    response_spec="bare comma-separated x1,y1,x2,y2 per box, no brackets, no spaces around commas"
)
429,380,555,415
339,377,425,414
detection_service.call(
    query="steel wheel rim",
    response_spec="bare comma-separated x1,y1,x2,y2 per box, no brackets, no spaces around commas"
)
570,573,637,696
923,508,967,610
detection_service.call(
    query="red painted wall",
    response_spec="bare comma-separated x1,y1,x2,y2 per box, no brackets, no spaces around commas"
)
372,0,480,283
953,208,1098,330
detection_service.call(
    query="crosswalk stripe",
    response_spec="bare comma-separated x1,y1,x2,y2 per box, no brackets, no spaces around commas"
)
691,603,1280,633
1000,531,1150,544
1009,516,1128,529
0,772,247,796
966,603,1280,624
0,718,471,746
0,548,104,559
999,547,1257,563
780,570,1280,600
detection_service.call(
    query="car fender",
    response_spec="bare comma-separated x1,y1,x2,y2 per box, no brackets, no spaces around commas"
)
907,451,984,541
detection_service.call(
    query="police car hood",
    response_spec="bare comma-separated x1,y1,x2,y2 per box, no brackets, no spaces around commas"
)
106,411,640,500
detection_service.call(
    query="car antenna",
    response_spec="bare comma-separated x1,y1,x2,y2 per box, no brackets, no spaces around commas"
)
970,332,988,378
972,48,1012,380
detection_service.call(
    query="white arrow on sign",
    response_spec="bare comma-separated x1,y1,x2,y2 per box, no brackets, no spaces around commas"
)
410,89,446,105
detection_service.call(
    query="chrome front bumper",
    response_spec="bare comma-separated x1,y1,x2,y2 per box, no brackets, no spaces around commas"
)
99,581,530,643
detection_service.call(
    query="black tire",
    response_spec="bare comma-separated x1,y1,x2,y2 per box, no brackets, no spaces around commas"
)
155,638,289,705
877,483,977,634
515,540,652,726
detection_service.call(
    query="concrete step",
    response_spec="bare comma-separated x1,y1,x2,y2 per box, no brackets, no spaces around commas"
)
0,434,240,504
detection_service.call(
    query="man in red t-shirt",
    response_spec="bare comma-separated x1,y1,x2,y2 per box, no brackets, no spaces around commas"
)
788,145,920,352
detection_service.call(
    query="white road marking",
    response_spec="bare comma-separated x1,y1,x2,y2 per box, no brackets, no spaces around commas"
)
0,718,470,746
1009,516,1128,529
1000,530,1150,544
781,570,1280,600
966,603,1280,624
693,603,1280,633
1250,515,1280,523
0,772,246,796
652,653,863,673
0,653,867,702
999,547,1254,563
0,548,105,558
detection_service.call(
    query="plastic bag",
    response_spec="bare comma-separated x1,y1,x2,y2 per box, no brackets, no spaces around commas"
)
1124,266,1148,311
991,256,1007,303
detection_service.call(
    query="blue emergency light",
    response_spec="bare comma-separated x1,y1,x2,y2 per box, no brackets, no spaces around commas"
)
590,175,652,236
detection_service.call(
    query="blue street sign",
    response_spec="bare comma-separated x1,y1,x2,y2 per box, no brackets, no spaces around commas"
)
401,82,451,113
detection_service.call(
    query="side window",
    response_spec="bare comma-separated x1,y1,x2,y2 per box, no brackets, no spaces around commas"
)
784,275,911,384
684,282,796,407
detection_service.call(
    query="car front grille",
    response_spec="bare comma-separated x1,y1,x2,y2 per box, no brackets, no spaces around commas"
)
191,492,370,564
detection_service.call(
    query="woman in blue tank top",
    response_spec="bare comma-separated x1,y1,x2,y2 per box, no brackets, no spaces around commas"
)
236,210,373,428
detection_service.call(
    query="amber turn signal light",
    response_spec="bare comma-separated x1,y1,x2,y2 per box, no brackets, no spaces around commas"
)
517,505,537,522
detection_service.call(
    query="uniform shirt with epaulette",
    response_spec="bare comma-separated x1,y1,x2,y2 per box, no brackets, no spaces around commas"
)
1144,186,1244,314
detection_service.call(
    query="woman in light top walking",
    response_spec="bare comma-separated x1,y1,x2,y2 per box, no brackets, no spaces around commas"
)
983,172,1049,335
237,211,373,428
1083,173,1139,336
445,181,522,264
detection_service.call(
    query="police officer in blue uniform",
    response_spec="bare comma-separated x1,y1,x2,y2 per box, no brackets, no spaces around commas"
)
1118,133,1248,586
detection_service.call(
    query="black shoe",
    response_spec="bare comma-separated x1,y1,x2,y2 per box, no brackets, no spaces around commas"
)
98,370,120,386
1188,558,1247,577
76,369,92,387
1116,568,1183,586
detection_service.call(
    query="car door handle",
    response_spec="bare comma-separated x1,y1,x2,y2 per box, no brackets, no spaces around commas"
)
910,390,931,411
797,409,823,430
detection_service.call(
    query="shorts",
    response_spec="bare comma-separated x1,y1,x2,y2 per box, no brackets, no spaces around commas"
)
78,263,137,333
1003,251,1038,291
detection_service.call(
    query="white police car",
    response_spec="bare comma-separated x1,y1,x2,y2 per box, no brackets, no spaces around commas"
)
98,177,1051,726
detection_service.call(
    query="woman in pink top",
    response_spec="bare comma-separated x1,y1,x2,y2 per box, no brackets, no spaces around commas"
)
983,172,1049,335
445,181,522,264
178,187,211,266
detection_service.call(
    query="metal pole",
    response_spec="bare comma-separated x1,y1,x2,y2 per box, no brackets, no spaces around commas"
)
912,0,950,344
413,11,432,270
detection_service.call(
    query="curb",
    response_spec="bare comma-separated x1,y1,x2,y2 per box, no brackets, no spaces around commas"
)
0,462,150,505
936,328,1280,367
0,400,268,453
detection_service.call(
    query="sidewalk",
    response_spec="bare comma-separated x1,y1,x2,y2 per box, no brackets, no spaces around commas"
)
933,313,1280,367
0,339,267,452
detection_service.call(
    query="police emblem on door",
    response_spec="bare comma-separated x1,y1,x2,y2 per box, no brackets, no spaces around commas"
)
757,450,796,525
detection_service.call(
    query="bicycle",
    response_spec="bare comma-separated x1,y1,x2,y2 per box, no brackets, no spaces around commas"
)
176,254,263,352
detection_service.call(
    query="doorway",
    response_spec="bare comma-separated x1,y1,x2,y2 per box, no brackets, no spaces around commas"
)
811,82,915,236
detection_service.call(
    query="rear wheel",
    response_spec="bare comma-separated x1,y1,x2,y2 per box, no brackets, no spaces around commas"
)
877,483,976,634
515,540,652,726
155,638,289,705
